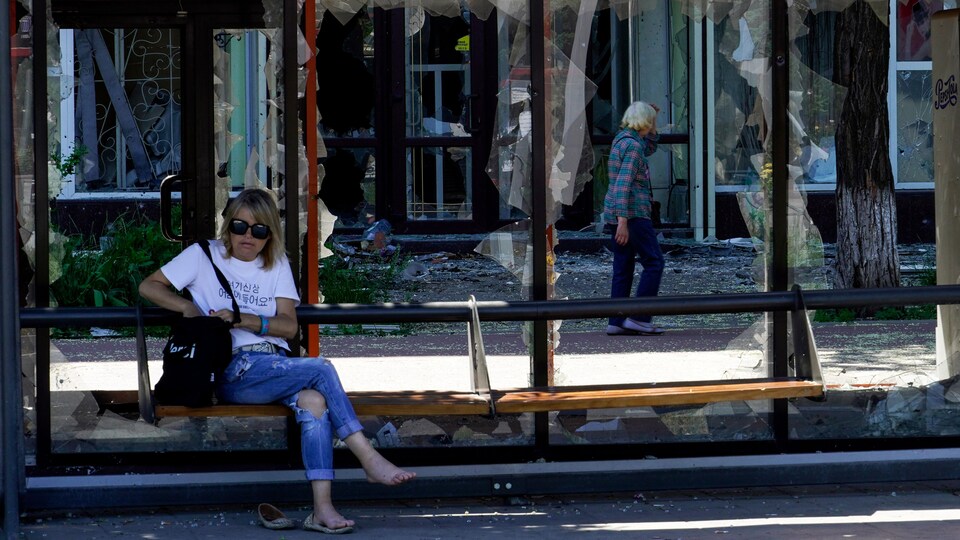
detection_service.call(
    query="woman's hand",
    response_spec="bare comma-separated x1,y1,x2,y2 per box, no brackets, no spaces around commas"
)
209,309,262,334
209,308,243,326
208,298,298,339
615,219,630,246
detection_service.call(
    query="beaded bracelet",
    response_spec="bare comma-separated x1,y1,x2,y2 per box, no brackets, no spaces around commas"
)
258,315,270,336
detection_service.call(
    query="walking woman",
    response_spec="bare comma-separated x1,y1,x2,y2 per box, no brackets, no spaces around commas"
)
602,101,666,336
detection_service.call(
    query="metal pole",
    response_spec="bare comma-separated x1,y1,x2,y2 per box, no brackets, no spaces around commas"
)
529,0,549,450
31,0,50,467
1,1,24,536
282,0,300,349
303,0,319,357
282,0,303,463
771,0,791,442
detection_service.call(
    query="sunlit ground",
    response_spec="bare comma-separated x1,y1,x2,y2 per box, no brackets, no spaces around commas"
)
568,509,960,532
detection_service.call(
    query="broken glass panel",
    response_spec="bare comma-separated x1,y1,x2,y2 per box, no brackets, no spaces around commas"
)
48,335,290,454
896,69,934,184
13,4,40,464
401,7,476,222
320,148,377,228
212,29,269,190
323,326,534,447
407,146,473,220
405,7,472,139
25,0,960,461
64,28,182,191
317,7,376,138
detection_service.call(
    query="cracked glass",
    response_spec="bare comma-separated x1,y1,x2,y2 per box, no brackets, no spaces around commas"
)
41,0,312,455
20,0,960,458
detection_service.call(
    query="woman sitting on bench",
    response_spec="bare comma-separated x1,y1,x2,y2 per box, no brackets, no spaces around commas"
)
139,187,415,533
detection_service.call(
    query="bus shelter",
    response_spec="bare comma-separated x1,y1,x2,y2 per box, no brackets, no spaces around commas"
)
5,0,960,535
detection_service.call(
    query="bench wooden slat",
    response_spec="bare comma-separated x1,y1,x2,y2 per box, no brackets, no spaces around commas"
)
493,379,824,413
351,391,492,416
152,391,492,419
99,379,824,419
156,403,290,418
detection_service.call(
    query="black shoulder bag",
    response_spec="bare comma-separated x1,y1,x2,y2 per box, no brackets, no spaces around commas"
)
154,241,241,407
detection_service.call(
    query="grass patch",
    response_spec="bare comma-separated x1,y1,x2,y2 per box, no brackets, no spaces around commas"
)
814,257,937,323
318,251,408,304
814,305,936,323
873,305,936,320
814,308,857,323
318,250,412,335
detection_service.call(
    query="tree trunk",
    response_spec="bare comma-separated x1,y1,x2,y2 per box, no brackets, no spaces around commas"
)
833,0,900,292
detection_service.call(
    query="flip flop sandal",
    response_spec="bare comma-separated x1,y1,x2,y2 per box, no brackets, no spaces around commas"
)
303,512,355,535
257,503,296,530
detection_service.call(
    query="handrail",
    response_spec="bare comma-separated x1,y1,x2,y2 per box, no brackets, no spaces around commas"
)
20,284,960,328
36,286,840,419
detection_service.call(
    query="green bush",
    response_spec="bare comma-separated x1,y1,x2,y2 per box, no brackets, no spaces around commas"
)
872,307,905,320
814,304,935,322
51,213,181,308
814,308,857,323
813,258,938,323
916,267,937,287
873,305,936,320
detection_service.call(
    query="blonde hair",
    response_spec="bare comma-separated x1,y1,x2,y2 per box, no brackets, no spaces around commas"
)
620,101,657,132
218,188,285,269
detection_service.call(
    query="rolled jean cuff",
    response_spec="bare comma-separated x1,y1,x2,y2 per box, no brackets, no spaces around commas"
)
336,419,364,441
305,468,335,481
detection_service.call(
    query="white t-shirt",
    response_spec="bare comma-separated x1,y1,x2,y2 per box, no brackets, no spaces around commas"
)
160,240,300,351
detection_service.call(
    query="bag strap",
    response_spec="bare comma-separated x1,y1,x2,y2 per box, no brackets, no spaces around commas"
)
198,240,241,324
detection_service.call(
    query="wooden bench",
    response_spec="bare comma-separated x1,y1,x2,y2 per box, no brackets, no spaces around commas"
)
490,289,825,413
134,291,824,424
493,379,824,413
135,297,495,424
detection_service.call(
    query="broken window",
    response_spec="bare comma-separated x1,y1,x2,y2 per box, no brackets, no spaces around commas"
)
61,28,182,192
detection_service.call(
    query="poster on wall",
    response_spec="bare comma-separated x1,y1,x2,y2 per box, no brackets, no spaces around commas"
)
932,9,960,378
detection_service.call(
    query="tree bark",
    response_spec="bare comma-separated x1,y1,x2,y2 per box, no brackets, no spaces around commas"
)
833,0,900,292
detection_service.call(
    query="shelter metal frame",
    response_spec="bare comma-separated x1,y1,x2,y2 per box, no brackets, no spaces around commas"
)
5,0,959,535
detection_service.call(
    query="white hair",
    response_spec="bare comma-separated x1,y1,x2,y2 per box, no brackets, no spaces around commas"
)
620,101,657,131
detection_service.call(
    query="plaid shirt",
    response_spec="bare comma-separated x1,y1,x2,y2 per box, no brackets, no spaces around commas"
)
602,128,659,224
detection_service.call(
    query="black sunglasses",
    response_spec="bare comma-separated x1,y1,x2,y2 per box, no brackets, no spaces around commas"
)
228,219,270,240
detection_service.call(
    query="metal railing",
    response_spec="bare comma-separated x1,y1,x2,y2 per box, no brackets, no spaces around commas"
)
21,283,960,414
21,284,960,328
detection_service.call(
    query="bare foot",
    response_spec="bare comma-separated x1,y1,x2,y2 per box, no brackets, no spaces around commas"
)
363,453,417,486
343,432,417,485
310,504,355,531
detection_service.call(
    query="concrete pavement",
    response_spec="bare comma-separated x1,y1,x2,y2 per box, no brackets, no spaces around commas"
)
16,480,960,539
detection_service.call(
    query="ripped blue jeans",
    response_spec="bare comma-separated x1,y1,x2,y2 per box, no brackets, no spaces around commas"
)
217,351,363,481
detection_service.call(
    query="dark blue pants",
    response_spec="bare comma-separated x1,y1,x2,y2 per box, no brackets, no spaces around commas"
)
608,217,664,326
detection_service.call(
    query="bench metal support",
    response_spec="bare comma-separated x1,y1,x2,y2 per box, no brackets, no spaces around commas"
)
467,295,494,414
135,306,156,424
790,285,824,390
